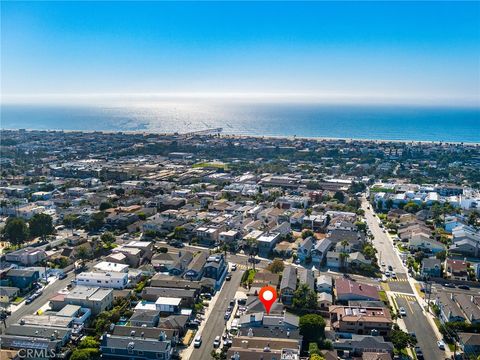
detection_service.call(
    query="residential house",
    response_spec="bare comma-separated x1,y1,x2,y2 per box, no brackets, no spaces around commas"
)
130,309,161,327
408,234,445,254
316,274,333,294
5,247,46,266
444,259,469,281
63,286,113,315
76,272,129,289
329,305,392,336
421,258,442,278
100,334,172,360
280,266,297,305
459,333,480,355
335,278,380,302
333,335,394,357
6,269,39,290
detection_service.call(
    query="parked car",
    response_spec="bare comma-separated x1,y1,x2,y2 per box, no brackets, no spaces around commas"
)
391,272,397,279
58,273,67,280
388,265,393,271
226,273,232,281
415,346,424,360
213,336,221,348
25,297,34,304
224,311,232,320
193,336,202,348
384,271,391,277
437,340,446,350
231,264,237,271
458,285,470,290
201,293,212,300
399,307,407,317
444,283,456,288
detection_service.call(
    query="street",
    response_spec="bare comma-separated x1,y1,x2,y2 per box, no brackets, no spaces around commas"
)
396,296,445,360
362,198,404,274
189,269,243,360
362,198,445,359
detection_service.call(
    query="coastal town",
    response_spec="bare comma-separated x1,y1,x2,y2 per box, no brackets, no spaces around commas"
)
1,129,480,360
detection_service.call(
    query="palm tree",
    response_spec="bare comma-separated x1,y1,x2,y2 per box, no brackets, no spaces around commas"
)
341,240,349,253
246,237,258,271
340,252,350,270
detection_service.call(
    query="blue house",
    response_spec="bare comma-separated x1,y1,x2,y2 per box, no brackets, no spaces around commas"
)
6,269,39,291
421,258,442,278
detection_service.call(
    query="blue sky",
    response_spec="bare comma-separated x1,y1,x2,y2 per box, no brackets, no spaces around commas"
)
1,1,479,105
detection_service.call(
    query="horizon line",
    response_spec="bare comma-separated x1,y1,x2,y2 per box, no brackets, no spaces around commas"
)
1,92,479,107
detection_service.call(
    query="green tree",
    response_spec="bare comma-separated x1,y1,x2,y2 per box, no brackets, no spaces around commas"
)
88,212,105,231
100,231,115,245
333,191,345,203
302,229,314,239
29,213,54,240
99,201,113,211
436,250,447,261
266,259,284,274
3,217,29,245
310,355,325,360
78,336,100,349
77,246,91,263
390,329,417,349
70,348,100,360
299,314,326,343
174,226,185,239
293,284,317,310
385,199,394,210
137,212,147,220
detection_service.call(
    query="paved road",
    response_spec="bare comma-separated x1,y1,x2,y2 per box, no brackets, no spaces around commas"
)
362,198,404,274
2,259,99,329
397,297,446,360
3,271,75,329
189,270,243,360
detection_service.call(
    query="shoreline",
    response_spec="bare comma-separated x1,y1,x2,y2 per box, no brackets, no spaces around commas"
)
1,127,479,146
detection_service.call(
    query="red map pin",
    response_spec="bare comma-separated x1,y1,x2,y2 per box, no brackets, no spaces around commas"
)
258,285,277,315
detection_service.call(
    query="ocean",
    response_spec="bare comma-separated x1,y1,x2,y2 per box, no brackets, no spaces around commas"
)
1,102,479,143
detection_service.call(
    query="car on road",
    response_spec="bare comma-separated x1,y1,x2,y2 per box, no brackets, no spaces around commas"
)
224,311,232,320
381,261,385,267
444,283,456,288
414,346,424,359
193,335,202,348
25,297,34,304
437,340,446,350
58,273,67,280
399,307,407,317
458,285,470,290
231,264,237,271
384,271,391,277
388,265,393,271
213,336,221,348
226,273,232,281
201,293,212,300
391,272,397,279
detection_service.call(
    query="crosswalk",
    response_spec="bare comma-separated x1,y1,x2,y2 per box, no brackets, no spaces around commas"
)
394,293,416,301
234,264,249,270
387,278,409,282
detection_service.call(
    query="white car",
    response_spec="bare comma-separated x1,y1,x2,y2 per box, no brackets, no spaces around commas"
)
381,261,386,267
193,336,202,348
399,307,407,317
213,336,221,348
391,271,397,279
437,340,445,350
231,264,237,271
384,271,391,277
